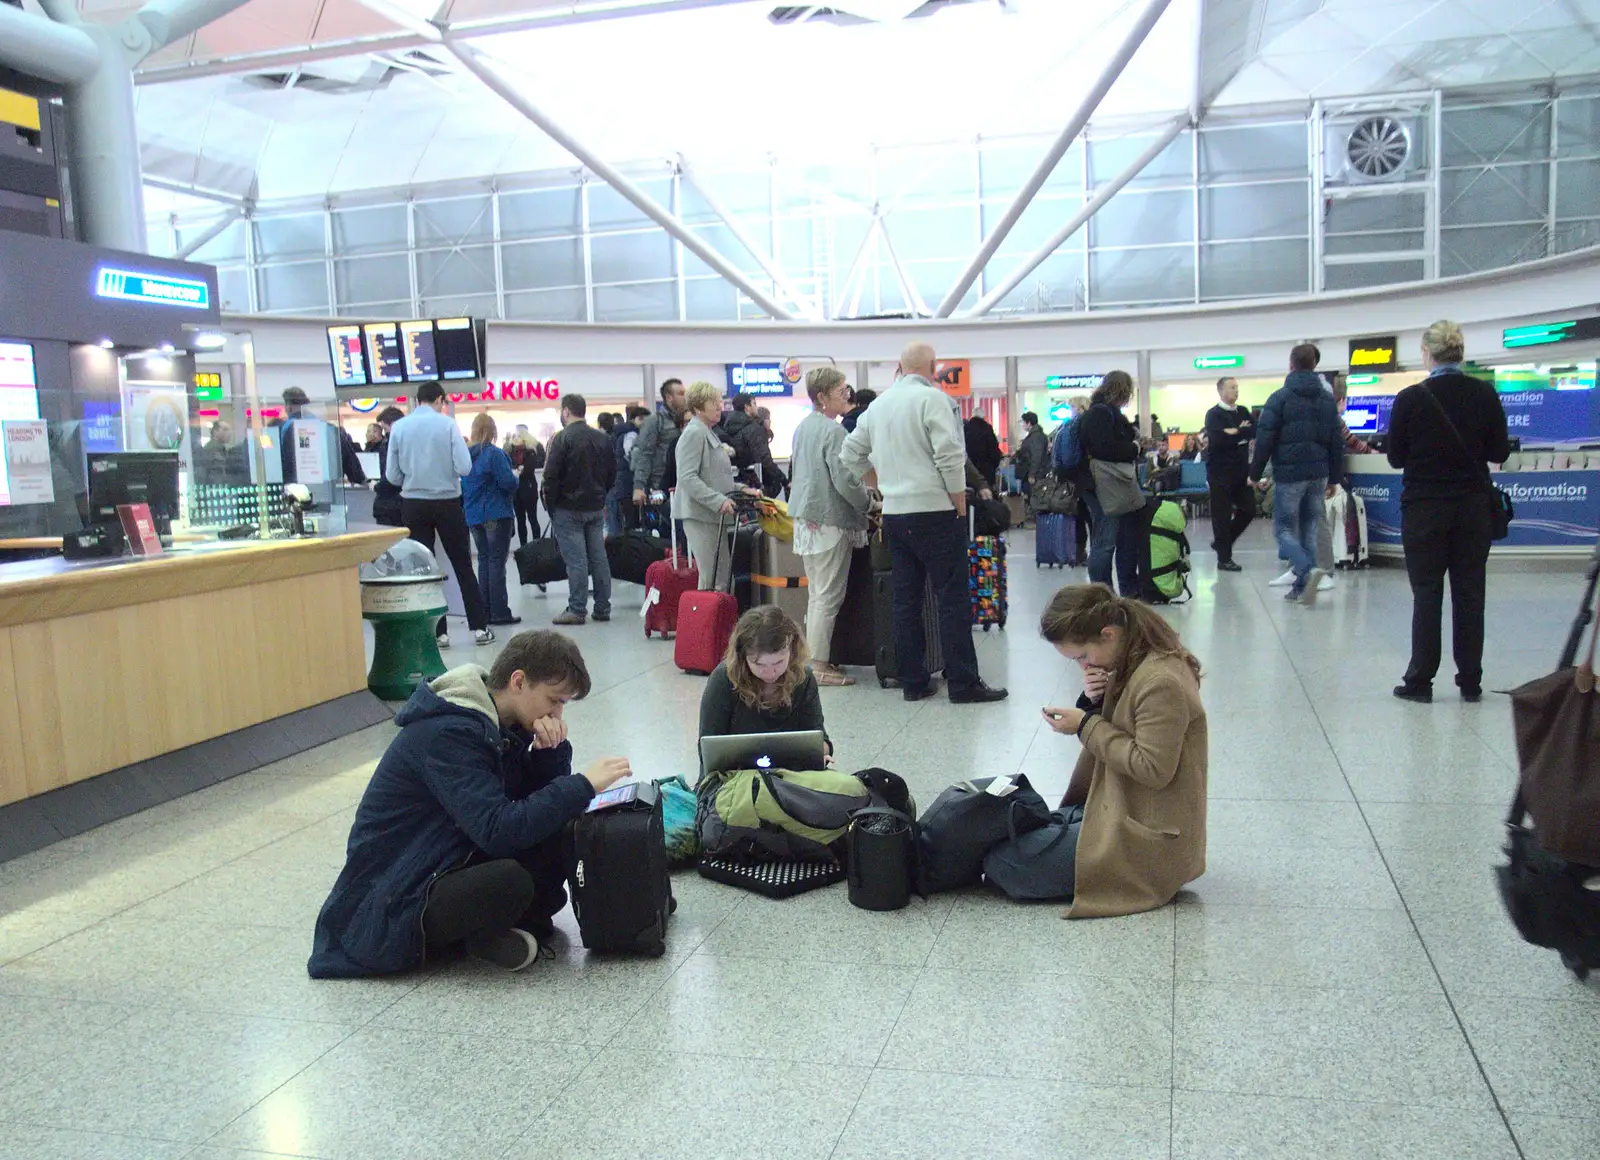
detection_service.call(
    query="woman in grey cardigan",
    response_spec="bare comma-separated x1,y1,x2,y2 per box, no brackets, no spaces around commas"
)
675,381,751,591
789,367,874,685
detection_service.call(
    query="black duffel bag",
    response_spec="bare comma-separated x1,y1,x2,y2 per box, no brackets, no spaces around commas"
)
916,774,1051,894
971,496,1012,537
514,534,567,587
606,530,667,585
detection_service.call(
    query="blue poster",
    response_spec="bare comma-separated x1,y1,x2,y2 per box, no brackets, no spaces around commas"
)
725,359,799,398
1350,470,1600,548
1495,388,1600,446
80,401,122,453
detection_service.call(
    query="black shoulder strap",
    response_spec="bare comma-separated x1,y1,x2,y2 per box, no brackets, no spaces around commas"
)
1417,383,1493,487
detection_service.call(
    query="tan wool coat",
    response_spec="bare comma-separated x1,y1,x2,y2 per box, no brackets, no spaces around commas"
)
1063,652,1208,918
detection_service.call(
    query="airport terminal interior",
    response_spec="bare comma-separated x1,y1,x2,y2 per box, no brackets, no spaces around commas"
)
3,0,1600,1158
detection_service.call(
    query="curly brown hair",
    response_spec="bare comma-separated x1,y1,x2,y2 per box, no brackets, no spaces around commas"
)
724,606,810,710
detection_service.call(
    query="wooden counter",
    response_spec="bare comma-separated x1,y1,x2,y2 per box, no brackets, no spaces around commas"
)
0,529,405,807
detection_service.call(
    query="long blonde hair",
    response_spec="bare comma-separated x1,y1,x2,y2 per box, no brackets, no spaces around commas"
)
469,411,497,447
725,606,810,709
1039,583,1201,692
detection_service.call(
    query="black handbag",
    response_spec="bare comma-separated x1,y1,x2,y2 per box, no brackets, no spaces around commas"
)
1417,383,1514,540
514,533,567,587
846,806,917,912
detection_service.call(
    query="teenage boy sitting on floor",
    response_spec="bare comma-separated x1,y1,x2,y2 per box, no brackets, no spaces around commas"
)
308,631,631,978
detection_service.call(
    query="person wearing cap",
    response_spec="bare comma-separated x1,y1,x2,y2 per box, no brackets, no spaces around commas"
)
279,386,368,487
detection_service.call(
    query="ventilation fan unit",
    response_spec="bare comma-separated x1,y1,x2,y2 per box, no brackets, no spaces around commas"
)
1324,113,1421,185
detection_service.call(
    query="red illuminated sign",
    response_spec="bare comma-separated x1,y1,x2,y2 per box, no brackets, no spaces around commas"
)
450,380,561,405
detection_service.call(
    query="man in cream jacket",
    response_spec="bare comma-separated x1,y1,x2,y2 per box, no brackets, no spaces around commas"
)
840,342,1007,704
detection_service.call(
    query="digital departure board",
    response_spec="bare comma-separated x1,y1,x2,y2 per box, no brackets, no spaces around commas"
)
363,323,404,384
400,319,438,380
327,325,367,388
434,317,482,381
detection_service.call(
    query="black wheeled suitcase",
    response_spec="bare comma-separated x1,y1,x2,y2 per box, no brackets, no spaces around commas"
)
566,782,674,956
828,546,876,668
873,572,945,688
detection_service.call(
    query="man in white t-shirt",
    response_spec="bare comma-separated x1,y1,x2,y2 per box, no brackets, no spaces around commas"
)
840,341,1007,704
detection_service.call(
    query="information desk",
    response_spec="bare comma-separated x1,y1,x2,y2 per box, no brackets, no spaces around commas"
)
0,529,405,807
1345,454,1600,558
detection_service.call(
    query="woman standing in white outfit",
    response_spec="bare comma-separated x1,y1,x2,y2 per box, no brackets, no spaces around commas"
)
788,367,874,686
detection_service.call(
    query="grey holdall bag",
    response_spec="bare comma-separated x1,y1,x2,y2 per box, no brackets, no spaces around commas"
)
983,805,1085,902
916,774,1052,894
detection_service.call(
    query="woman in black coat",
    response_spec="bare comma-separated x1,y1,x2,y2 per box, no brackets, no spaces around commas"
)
1387,320,1511,703
964,413,1004,490
1077,372,1144,597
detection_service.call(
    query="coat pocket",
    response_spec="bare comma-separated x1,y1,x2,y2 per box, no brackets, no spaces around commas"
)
1121,815,1180,841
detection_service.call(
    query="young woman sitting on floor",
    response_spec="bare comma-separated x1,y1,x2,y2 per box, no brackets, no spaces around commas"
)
698,606,832,763
1039,583,1208,918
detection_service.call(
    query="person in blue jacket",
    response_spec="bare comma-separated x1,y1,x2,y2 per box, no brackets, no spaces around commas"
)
463,412,522,626
308,632,633,977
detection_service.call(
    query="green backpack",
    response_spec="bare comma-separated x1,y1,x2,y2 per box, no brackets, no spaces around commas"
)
1144,499,1192,604
698,767,871,863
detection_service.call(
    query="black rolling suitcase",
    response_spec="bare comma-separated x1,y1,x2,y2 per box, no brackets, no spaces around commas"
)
566,782,674,956
1497,537,1600,982
828,546,876,668
872,571,945,688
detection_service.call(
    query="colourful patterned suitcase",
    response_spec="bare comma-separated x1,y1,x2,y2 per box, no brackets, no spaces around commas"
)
969,535,1007,631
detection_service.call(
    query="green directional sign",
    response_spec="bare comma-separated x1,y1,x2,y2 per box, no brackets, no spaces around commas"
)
1193,354,1245,370
1503,321,1580,348
1346,374,1382,386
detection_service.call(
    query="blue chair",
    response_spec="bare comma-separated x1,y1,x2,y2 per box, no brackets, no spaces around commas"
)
1171,460,1211,517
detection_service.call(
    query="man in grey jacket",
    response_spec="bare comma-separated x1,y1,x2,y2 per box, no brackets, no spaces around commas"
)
629,378,688,511
840,342,1006,704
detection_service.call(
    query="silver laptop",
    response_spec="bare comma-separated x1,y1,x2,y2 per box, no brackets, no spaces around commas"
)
698,730,828,783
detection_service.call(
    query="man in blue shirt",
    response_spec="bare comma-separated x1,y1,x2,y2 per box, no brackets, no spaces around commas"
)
385,381,493,647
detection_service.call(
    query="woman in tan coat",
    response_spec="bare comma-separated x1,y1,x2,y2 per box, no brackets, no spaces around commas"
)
1040,584,1207,918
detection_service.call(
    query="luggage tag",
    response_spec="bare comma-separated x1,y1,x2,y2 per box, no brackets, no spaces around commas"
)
985,776,1018,797
641,586,660,618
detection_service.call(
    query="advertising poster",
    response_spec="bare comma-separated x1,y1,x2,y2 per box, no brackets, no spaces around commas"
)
1351,471,1600,549
0,419,54,506
123,384,189,452
292,420,328,485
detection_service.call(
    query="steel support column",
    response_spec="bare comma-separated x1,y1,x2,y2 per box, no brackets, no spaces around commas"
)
933,0,1174,317
677,154,818,318
0,6,98,84
448,42,794,321
967,116,1189,319
174,207,241,260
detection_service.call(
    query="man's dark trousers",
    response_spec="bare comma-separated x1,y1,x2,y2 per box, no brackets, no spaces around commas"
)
882,509,980,695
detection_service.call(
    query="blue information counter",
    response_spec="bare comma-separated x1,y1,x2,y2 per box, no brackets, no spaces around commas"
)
1347,454,1600,556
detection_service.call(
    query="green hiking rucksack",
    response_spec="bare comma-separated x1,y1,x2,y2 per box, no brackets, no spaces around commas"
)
697,767,871,863
1144,499,1192,604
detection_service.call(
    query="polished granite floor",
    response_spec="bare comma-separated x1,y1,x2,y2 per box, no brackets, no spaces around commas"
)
2,524,1598,1160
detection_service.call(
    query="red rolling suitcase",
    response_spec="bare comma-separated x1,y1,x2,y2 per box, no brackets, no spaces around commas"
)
644,535,697,639
674,518,738,675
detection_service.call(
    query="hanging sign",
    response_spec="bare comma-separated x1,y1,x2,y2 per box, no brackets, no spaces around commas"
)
1348,337,1398,373
1503,319,1600,349
1193,354,1245,371
933,359,971,398
725,360,799,398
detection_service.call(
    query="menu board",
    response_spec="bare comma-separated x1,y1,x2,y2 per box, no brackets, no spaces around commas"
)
327,325,367,388
400,319,439,380
363,323,404,384
434,317,481,381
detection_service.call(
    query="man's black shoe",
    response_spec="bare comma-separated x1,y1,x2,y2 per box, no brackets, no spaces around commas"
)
1461,688,1482,703
950,682,1009,704
1217,560,1243,573
1393,683,1433,704
903,685,937,703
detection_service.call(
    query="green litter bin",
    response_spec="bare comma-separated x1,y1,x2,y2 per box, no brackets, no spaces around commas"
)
360,541,449,701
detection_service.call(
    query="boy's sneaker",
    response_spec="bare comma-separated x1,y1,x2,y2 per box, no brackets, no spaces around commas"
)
474,628,496,646
1318,573,1335,592
1300,569,1326,607
552,611,586,626
466,928,542,972
1269,569,1297,587
436,633,450,650
1285,585,1305,602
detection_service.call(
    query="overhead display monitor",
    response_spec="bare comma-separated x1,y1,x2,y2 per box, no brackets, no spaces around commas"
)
363,322,405,384
433,317,482,381
327,325,368,388
400,319,439,380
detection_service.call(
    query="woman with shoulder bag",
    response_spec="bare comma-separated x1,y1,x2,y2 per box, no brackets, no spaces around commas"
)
1387,320,1512,704
1038,584,1208,916
1077,371,1145,597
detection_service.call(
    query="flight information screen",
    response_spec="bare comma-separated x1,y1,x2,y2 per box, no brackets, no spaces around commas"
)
434,317,481,381
363,323,404,384
326,326,367,388
400,320,438,380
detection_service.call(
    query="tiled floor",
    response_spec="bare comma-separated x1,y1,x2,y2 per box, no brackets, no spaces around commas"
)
2,524,1598,1160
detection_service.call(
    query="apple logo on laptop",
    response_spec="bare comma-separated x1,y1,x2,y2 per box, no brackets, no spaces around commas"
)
755,755,772,770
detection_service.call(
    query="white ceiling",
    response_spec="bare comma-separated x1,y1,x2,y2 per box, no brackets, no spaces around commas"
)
101,0,1600,206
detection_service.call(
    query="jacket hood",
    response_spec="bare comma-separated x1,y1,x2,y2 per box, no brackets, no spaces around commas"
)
1284,371,1328,398
394,664,500,740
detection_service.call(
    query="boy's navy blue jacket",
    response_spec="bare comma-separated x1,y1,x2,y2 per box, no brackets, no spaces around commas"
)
1250,371,1344,485
307,666,594,978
